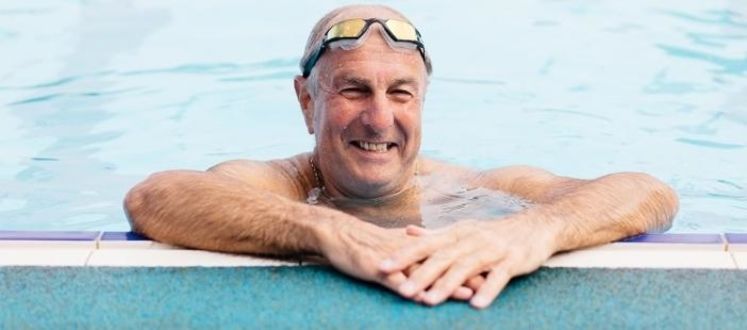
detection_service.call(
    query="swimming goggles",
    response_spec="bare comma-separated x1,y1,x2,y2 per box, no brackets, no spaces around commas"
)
301,18,429,78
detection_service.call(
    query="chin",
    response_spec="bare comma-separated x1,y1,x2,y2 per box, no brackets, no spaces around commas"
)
348,168,405,194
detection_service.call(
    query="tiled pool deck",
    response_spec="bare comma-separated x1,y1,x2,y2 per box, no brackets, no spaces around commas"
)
1,231,746,269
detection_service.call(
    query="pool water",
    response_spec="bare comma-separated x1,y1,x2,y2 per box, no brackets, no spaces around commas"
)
0,1,745,232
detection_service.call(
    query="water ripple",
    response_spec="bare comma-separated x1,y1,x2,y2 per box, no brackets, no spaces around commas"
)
0,71,113,91
219,71,297,82
432,77,505,85
120,58,299,76
657,44,747,75
687,32,747,48
9,93,62,105
30,157,59,162
0,8,55,15
8,88,143,106
675,137,745,149
525,107,611,122
659,9,747,29
644,69,714,94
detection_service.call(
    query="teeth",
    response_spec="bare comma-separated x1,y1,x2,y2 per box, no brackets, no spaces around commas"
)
358,141,389,152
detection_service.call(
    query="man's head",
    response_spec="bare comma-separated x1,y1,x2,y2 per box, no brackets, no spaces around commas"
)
294,5,431,199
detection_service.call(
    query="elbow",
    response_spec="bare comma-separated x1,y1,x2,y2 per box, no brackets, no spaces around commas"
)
123,177,151,234
123,171,175,235
657,180,679,232
628,172,680,232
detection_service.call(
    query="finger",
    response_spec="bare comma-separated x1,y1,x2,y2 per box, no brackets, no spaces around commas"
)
450,286,474,301
379,271,408,293
397,250,456,298
405,225,428,236
413,285,472,302
470,268,511,309
422,258,485,306
404,263,420,277
466,274,486,291
380,236,449,273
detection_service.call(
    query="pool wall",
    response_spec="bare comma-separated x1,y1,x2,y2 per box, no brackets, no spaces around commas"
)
1,230,745,268
2,231,747,328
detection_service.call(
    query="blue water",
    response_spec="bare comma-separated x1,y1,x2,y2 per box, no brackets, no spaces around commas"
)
0,1,745,232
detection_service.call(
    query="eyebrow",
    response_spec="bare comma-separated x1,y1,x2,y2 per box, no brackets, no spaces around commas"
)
390,78,419,90
334,76,371,88
333,76,419,90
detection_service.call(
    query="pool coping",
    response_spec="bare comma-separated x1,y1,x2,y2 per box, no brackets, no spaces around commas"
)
0,231,745,269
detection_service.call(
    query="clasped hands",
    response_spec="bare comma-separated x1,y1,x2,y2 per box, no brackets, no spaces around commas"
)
321,217,555,309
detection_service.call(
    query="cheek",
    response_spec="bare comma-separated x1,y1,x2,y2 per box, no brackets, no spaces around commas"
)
316,99,357,135
400,106,422,132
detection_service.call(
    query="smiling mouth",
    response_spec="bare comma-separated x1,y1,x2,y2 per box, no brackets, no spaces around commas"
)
352,141,397,153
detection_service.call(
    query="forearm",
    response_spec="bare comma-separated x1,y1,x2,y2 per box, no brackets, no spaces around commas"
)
517,172,679,253
124,170,352,256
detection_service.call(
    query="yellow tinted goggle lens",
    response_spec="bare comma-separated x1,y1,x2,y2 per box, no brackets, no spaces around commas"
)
326,19,367,39
384,20,418,41
304,18,426,78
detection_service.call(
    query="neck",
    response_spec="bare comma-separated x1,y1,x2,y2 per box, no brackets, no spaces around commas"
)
308,152,419,205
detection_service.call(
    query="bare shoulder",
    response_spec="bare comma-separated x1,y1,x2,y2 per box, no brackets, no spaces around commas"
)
418,157,475,178
207,153,314,200
477,165,584,202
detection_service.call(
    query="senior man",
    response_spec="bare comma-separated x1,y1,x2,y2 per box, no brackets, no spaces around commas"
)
124,5,678,309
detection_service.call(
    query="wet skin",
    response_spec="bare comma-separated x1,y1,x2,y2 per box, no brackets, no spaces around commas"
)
125,7,678,310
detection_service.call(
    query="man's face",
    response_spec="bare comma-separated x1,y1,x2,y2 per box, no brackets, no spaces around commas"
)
298,24,428,198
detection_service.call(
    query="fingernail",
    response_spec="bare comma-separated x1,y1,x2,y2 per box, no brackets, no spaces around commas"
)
380,259,394,271
425,290,441,304
471,296,489,308
399,281,415,296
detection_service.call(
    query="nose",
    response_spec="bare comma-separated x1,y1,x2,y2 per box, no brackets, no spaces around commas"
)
360,93,394,131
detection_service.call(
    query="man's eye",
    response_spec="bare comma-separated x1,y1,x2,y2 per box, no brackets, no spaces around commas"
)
390,89,414,100
392,89,412,96
340,88,367,98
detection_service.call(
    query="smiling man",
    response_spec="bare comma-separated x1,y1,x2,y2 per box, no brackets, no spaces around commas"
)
124,5,679,309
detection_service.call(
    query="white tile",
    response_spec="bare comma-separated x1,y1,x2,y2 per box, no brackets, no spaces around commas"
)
97,240,185,250
544,249,736,269
727,244,747,252
150,242,182,249
732,252,747,269
594,242,725,251
0,240,97,249
86,249,300,267
97,240,154,249
0,248,93,266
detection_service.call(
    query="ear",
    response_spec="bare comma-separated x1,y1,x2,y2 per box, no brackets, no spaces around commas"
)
294,75,315,134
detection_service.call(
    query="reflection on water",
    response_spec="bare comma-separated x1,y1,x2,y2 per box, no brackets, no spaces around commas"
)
418,176,531,229
305,174,531,229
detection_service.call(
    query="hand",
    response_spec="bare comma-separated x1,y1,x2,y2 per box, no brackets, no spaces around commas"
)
379,218,556,309
404,226,486,304
317,218,475,300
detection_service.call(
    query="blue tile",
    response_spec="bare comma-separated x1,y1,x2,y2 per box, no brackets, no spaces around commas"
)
100,231,150,241
620,233,723,244
0,230,100,241
725,233,747,244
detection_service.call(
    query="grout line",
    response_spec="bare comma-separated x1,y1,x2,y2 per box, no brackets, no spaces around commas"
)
95,232,103,250
728,252,739,269
83,249,95,266
721,233,728,252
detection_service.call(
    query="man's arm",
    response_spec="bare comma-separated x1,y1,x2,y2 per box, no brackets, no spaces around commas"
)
124,158,436,295
379,165,679,308
477,165,678,250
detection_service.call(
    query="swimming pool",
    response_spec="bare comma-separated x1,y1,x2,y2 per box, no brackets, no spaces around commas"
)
0,0,745,233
